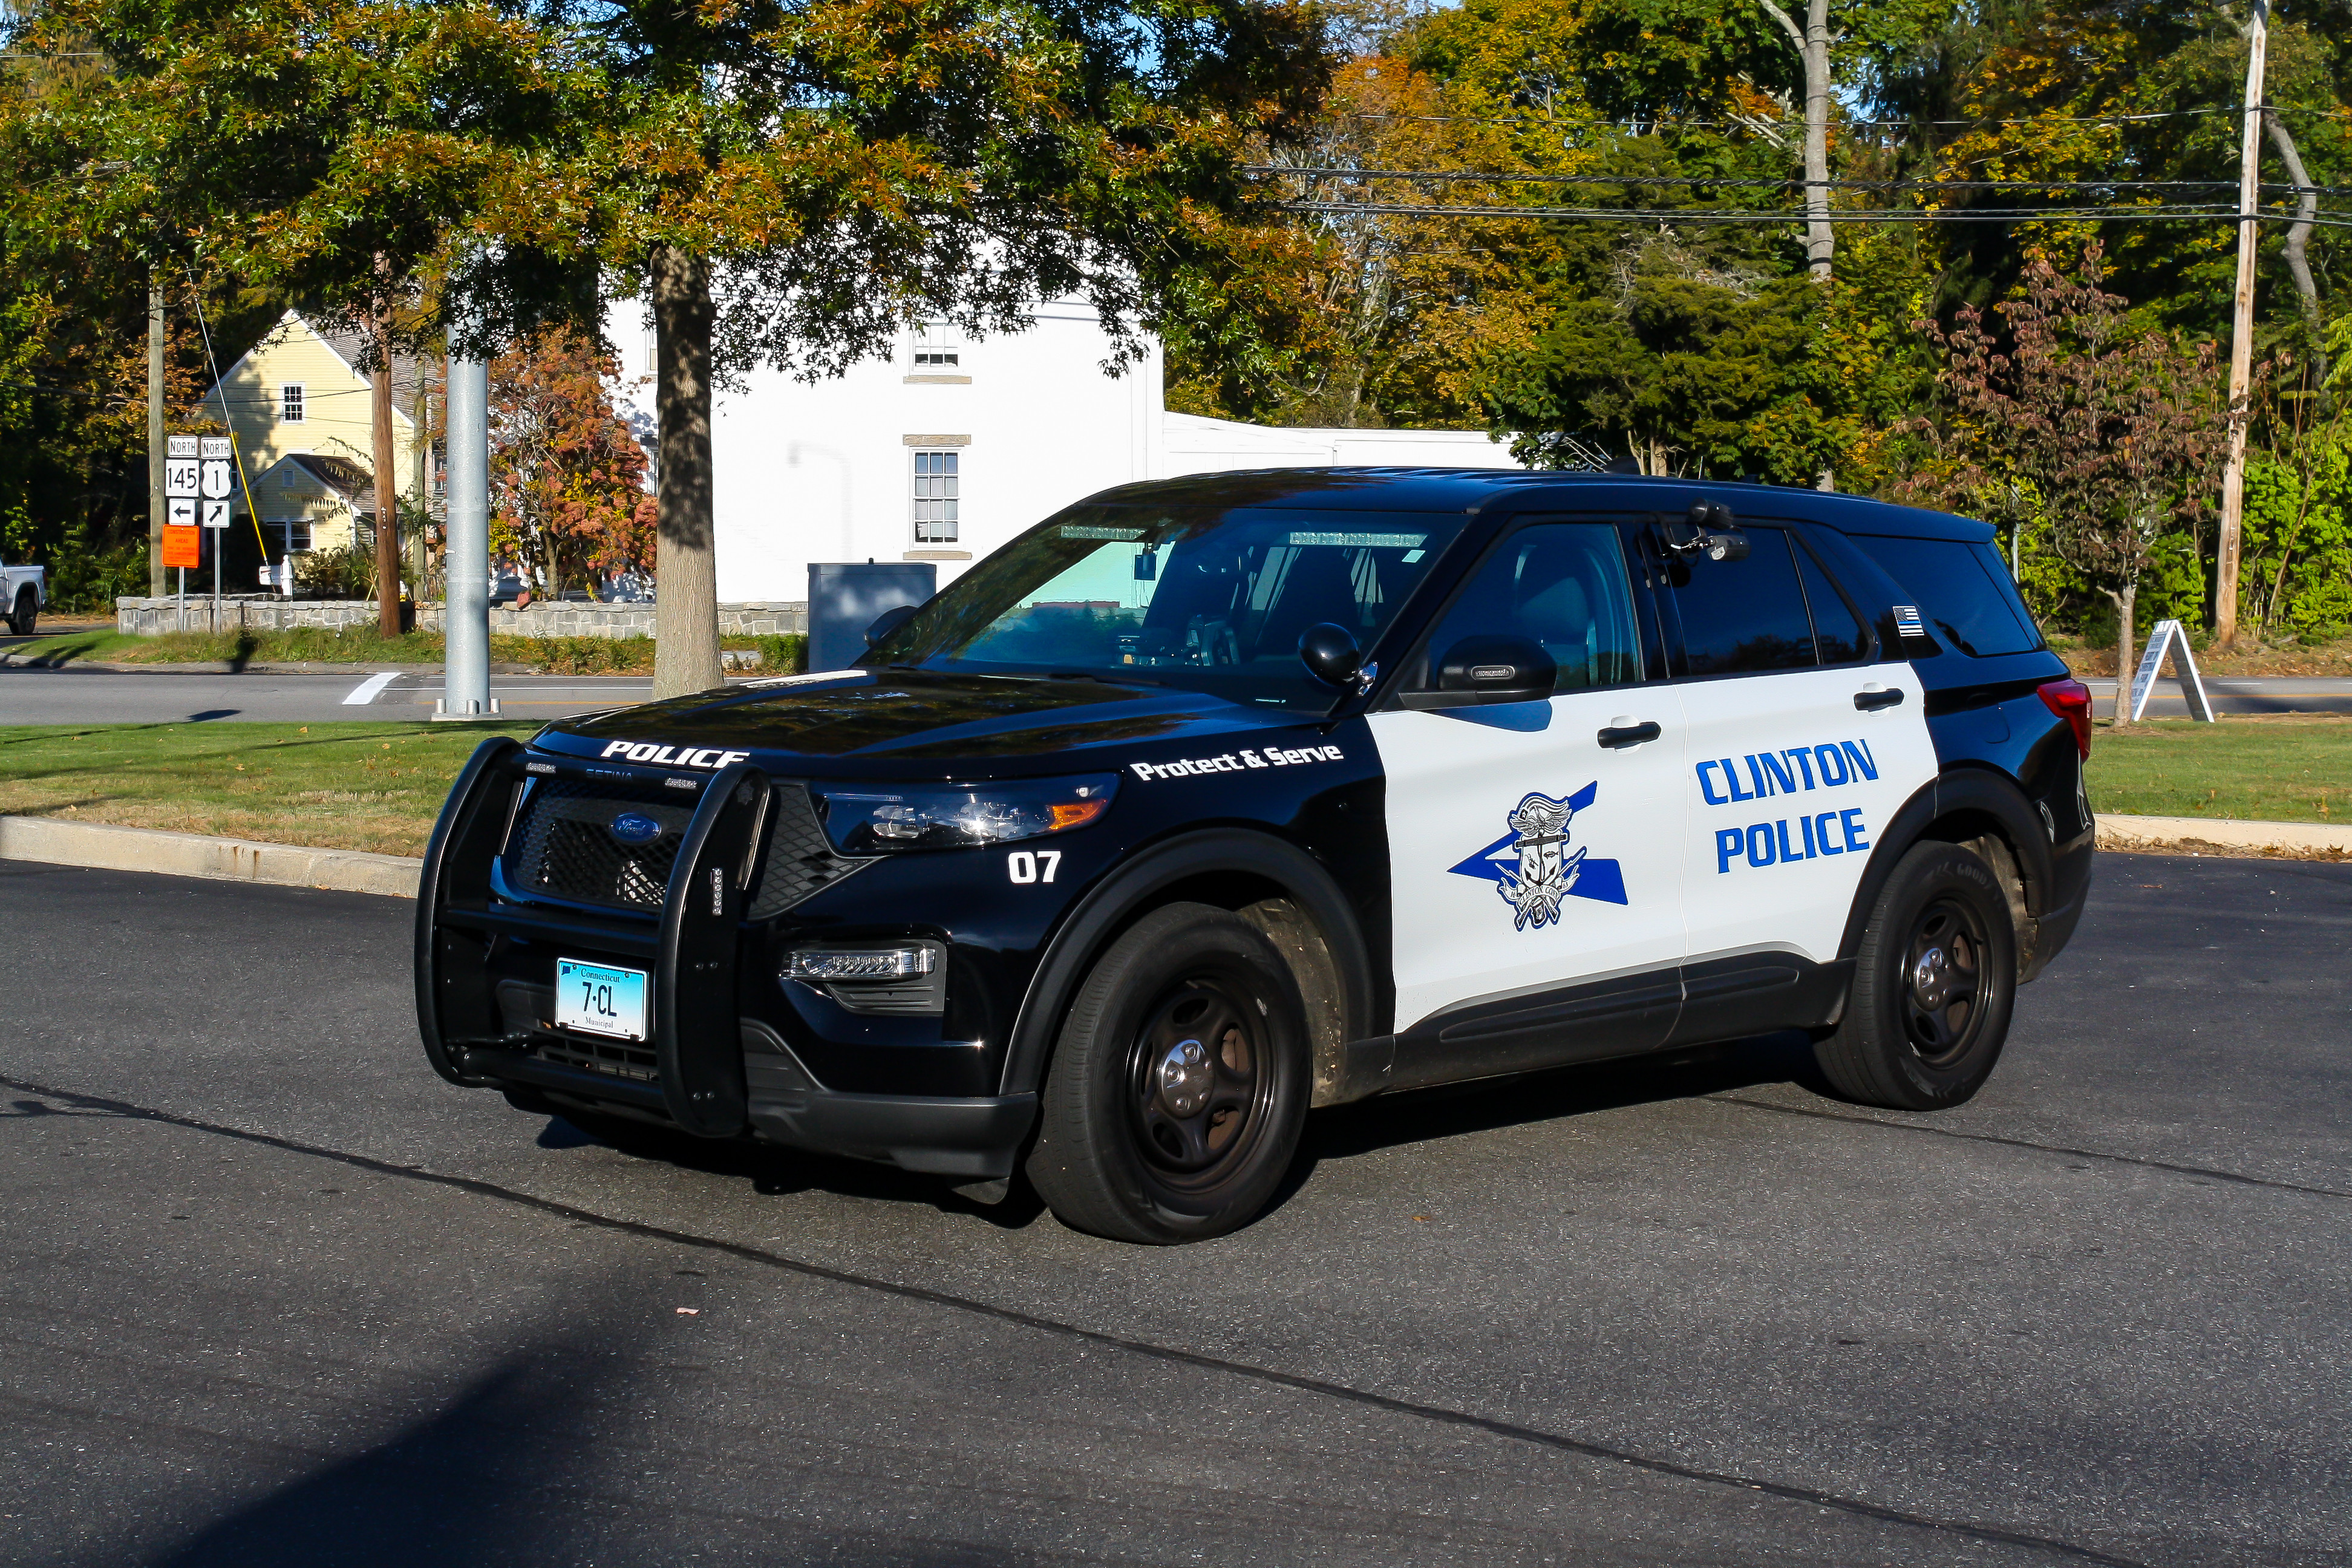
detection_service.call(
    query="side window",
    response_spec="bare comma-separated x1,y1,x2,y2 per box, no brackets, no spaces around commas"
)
1665,527,1818,677
1419,522,1644,690
1850,534,2043,656
1794,537,1871,664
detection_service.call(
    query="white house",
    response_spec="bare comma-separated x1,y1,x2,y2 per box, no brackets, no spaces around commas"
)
610,301,1521,603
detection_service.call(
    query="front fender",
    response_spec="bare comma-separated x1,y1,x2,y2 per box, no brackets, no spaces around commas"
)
997,828,1376,1102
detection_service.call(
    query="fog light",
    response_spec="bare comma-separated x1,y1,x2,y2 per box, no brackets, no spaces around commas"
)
788,947,937,982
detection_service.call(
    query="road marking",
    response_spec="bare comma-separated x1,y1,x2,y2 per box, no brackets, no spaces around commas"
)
342,671,400,707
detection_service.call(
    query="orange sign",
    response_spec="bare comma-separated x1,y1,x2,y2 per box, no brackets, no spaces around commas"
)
162,524,202,569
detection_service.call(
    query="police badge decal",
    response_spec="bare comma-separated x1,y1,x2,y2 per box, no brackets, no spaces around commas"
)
1446,781,1628,928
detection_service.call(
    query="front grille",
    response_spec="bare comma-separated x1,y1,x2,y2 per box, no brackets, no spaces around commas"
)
501,774,872,917
534,1032,659,1082
505,780,694,911
753,785,871,918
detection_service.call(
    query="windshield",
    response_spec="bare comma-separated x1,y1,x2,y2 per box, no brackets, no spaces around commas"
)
867,504,1469,708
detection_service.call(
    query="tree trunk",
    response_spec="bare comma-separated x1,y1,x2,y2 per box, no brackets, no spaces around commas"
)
148,279,166,597
2264,108,2327,398
650,244,724,699
1756,0,1834,279
372,352,402,637
2109,584,2136,727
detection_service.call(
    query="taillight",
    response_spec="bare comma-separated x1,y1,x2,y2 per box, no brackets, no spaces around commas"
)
2038,678,2092,759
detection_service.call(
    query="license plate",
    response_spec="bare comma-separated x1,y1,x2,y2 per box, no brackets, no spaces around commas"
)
557,959,648,1040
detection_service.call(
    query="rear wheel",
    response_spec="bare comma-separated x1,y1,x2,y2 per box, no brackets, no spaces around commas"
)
1815,840,2016,1111
1027,903,1309,1244
9,589,34,636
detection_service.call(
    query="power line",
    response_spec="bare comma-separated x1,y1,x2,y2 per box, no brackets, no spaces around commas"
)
1276,199,2352,229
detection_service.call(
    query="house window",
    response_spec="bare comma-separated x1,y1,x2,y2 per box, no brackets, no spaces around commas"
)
912,324,960,370
270,521,313,555
912,451,959,543
281,384,306,423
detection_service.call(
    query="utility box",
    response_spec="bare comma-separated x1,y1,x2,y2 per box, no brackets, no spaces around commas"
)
807,562,937,672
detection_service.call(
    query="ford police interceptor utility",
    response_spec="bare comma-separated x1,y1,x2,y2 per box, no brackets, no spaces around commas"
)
416,470,2096,1243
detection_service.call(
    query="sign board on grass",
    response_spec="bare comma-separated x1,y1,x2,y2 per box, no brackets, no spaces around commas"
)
162,526,201,569
2128,618,2215,722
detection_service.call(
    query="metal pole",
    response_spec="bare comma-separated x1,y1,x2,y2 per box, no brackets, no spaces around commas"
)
437,346,494,718
2214,0,2268,650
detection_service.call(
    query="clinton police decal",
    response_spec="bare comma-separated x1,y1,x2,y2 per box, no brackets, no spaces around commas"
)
1447,782,1628,928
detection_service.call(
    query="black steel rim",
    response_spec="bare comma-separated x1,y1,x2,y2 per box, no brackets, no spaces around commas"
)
1124,973,1275,1191
1901,894,1991,1068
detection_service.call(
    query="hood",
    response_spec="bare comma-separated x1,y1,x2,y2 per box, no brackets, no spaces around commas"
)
533,669,1322,775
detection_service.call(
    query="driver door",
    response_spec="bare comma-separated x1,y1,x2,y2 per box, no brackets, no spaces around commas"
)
1368,520,1688,1088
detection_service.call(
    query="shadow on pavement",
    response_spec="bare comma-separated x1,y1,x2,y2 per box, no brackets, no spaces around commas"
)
148,1347,603,1568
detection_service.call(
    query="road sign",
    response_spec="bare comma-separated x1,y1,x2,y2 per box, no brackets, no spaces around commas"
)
162,525,201,569
2128,618,2216,722
201,499,231,529
168,436,197,459
165,460,199,499
168,497,197,527
200,459,233,498
199,436,230,459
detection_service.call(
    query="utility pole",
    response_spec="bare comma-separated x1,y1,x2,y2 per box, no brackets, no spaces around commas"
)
147,278,165,598
372,350,402,638
2214,0,2268,650
436,341,495,719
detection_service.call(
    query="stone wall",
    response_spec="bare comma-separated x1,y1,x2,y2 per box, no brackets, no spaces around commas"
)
116,598,808,639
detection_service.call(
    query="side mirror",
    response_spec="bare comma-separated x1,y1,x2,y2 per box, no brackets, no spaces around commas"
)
1298,622,1365,689
864,604,920,647
1435,634,1555,705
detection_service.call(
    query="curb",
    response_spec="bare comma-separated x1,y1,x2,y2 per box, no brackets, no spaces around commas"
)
0,817,422,898
0,655,540,675
2097,812,2351,858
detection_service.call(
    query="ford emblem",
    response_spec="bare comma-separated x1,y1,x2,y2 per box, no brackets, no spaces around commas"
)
610,811,664,846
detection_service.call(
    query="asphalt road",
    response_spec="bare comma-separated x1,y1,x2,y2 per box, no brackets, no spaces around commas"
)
0,662,653,724
2,656,2348,726
2,854,2347,1567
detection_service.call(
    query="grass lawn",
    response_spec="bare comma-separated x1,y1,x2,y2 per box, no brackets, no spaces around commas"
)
10,626,806,676
0,722,540,856
2086,714,2348,825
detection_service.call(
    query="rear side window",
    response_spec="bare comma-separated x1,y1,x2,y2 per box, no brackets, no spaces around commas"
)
1793,540,1870,664
1664,528,1818,676
1851,535,2043,656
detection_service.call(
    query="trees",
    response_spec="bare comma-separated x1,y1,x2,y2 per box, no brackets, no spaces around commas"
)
1914,246,2224,720
488,327,658,599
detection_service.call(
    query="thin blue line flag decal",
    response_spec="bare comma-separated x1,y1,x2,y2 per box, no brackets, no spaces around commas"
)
1447,781,1628,929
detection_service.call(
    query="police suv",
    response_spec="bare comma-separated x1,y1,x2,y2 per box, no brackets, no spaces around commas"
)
416,470,2096,1243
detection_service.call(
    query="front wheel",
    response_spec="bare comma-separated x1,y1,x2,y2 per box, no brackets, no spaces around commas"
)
1026,903,1310,1244
1814,840,2016,1111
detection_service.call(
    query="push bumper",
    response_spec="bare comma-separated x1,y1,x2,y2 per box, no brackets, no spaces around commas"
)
414,739,1036,1180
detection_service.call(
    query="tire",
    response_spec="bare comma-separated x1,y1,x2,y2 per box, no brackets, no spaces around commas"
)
8,590,33,637
1814,840,2016,1111
1026,902,1310,1244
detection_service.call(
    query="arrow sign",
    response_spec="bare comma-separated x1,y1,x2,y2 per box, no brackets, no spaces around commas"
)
201,500,231,529
168,497,197,527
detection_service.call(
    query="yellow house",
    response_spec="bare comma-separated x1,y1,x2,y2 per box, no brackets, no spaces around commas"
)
206,311,432,565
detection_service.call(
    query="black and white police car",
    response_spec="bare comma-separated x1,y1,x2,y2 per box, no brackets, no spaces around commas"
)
417,469,2096,1243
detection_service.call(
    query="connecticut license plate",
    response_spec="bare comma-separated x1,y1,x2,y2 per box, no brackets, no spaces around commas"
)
557,959,648,1040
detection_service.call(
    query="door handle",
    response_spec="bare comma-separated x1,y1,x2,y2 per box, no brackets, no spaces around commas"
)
1854,687,1906,711
1596,720,1662,749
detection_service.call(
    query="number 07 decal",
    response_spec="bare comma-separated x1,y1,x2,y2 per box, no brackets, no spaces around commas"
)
1008,850,1061,884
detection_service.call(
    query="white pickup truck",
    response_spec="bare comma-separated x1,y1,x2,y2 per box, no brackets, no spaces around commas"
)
3,561,44,635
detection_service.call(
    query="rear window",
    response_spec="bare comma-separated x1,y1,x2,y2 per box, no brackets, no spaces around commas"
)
1851,535,2043,656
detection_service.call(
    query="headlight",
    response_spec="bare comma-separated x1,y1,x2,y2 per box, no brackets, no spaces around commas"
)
813,775,1119,854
